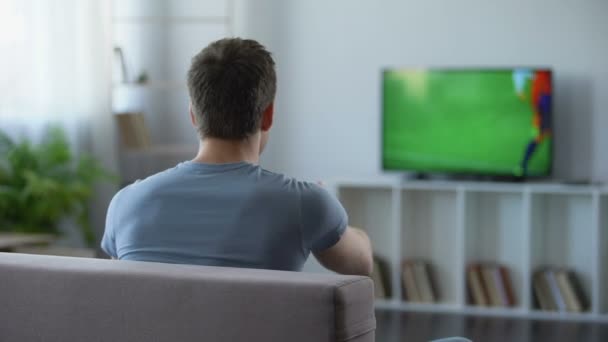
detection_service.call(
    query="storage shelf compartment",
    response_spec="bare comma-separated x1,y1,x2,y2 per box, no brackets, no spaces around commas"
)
338,187,394,261
112,86,197,146
401,189,461,306
464,191,525,309
337,186,395,299
529,193,594,312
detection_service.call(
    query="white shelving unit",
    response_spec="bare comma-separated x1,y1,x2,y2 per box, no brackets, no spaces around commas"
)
112,81,187,90
333,179,608,322
111,0,233,183
112,0,234,146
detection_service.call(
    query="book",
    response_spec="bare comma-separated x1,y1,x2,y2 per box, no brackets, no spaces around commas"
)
467,264,487,306
466,263,515,307
567,270,588,312
481,266,501,307
533,270,556,311
492,266,508,306
402,261,420,302
371,255,392,299
498,266,516,307
555,269,582,313
545,269,567,311
378,256,392,298
414,261,436,303
371,258,386,299
115,112,151,149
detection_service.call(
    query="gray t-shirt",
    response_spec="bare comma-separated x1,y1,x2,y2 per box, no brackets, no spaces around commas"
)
101,161,348,271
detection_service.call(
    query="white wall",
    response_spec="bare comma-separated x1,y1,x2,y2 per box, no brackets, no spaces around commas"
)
236,0,608,182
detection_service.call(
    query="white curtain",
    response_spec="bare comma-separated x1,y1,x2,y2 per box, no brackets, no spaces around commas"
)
0,1,109,138
0,0,117,245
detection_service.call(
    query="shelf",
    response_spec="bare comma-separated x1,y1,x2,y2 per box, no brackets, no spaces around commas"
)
337,186,399,302
527,184,599,195
402,180,524,193
529,193,594,311
335,179,607,322
112,0,231,20
401,189,462,306
332,178,604,195
113,16,230,24
395,302,462,313
464,191,525,309
338,187,394,262
110,0,234,185
375,300,462,313
463,305,526,317
527,310,605,322
112,82,186,90
329,178,397,190
375,300,608,323
111,90,195,146
374,299,398,310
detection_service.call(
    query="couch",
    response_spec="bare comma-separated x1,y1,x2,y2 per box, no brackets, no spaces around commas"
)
0,253,375,342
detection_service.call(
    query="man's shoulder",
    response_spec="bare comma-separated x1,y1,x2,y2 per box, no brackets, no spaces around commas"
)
257,168,319,194
111,165,182,201
134,164,183,185
113,164,327,203
258,170,341,212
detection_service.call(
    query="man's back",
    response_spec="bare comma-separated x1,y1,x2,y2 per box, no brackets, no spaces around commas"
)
102,161,347,271
102,38,373,276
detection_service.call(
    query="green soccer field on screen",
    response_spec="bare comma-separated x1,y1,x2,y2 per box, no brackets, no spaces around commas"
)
382,69,552,176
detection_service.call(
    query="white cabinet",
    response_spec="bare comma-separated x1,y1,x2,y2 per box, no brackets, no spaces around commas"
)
334,179,608,322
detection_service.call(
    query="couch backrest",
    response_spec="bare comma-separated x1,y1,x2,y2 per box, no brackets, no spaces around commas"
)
0,253,375,342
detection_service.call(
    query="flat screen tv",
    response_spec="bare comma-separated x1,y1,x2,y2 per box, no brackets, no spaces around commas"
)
382,68,553,177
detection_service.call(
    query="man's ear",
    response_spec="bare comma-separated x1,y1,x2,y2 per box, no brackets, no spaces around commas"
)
189,103,197,128
260,102,274,132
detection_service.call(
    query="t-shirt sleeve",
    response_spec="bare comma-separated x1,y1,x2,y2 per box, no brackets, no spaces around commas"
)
300,183,348,252
100,191,121,258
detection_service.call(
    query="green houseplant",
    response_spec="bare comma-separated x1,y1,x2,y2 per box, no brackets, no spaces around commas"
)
0,126,114,246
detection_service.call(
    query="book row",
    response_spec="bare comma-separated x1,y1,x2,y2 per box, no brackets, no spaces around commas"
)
371,256,588,313
533,268,587,313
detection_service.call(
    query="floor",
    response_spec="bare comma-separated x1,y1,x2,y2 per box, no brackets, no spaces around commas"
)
375,309,608,342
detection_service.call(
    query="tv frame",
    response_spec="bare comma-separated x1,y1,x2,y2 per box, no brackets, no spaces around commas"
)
380,67,554,180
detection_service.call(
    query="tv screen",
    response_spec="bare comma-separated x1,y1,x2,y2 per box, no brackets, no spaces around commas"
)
382,68,552,177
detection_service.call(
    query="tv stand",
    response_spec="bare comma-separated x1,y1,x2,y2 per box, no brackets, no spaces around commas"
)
332,178,608,322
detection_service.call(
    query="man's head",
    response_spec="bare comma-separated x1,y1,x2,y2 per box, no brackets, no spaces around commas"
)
187,38,276,151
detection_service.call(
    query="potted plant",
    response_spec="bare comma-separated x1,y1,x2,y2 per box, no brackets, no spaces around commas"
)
0,126,114,247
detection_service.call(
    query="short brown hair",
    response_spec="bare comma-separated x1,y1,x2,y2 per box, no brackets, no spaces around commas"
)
187,38,276,140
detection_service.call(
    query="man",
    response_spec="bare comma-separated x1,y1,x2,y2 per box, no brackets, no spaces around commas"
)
519,70,552,176
101,38,373,276
512,69,552,177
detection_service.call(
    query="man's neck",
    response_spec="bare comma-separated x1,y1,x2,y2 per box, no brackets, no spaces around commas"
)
192,136,260,165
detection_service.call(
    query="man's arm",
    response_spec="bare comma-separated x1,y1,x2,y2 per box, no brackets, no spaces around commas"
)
313,226,373,276
101,188,125,259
